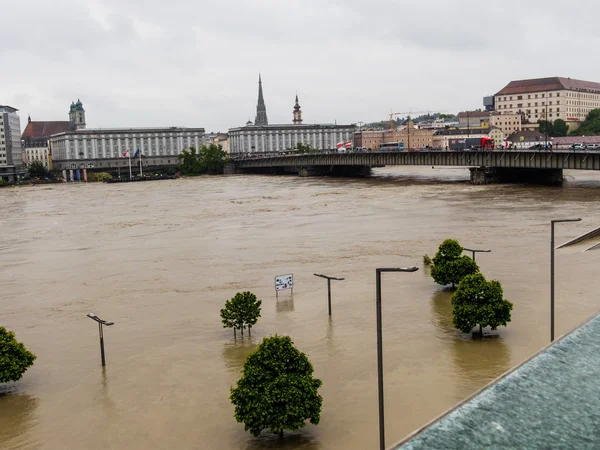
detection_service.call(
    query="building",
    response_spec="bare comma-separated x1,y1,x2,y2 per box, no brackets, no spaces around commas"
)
384,122,435,149
494,77,600,126
356,130,385,150
489,112,522,138
49,100,205,171
229,77,354,155
488,127,505,147
0,104,23,181
457,111,491,128
22,114,74,168
506,130,550,149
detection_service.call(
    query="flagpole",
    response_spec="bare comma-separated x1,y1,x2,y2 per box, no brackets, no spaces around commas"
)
139,149,143,177
128,149,132,180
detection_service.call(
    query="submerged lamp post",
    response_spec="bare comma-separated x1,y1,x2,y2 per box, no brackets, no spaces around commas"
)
463,248,491,262
550,218,581,342
87,313,114,367
313,273,345,316
376,266,418,450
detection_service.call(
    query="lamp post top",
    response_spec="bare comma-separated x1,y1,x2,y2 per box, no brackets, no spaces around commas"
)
87,313,115,326
376,267,418,273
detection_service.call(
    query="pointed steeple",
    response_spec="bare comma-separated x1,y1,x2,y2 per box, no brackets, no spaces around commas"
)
255,73,268,126
293,93,303,125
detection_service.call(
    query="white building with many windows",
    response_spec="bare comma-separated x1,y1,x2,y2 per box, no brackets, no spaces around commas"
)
0,104,23,181
494,77,600,126
229,76,354,155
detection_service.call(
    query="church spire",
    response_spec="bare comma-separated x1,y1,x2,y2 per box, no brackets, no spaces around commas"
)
293,93,303,125
254,73,268,126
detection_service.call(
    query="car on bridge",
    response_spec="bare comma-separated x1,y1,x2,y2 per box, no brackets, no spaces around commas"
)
570,144,585,150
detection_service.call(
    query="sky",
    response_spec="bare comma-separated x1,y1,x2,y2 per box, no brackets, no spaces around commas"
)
2,0,599,133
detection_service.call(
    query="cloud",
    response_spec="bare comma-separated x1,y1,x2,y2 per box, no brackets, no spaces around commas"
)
2,0,600,133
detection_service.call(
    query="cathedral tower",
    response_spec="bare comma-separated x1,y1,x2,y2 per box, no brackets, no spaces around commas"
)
254,74,268,126
69,99,86,129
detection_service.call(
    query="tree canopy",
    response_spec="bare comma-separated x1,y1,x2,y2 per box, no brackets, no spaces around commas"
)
220,291,262,337
0,327,36,383
431,239,479,287
230,335,322,437
27,161,50,178
178,144,228,175
538,119,569,137
570,109,600,136
451,273,513,336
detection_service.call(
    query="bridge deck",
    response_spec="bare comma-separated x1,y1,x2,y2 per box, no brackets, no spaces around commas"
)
233,151,600,171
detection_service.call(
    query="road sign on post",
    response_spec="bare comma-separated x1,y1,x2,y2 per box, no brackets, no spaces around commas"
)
275,273,293,298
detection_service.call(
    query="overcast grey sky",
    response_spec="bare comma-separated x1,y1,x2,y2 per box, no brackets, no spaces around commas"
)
2,0,598,132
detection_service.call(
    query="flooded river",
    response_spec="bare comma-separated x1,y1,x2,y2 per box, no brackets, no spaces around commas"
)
2,167,600,449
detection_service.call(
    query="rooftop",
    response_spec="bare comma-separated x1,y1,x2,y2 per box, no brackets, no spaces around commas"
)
393,313,600,449
22,121,73,140
0,105,19,113
496,77,600,96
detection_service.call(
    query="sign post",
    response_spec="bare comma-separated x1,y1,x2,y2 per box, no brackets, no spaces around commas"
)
275,274,293,298
313,273,345,316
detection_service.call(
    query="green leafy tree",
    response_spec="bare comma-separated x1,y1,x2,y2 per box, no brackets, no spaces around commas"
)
27,161,49,178
230,335,322,437
571,109,600,136
0,327,36,383
553,119,569,137
431,239,479,287
451,273,513,337
220,292,262,338
538,120,554,136
178,147,203,175
294,143,315,154
200,144,228,174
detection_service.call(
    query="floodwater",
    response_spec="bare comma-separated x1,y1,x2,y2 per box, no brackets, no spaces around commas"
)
2,166,600,450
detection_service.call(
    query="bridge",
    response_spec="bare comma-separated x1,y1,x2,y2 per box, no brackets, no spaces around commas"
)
229,150,600,184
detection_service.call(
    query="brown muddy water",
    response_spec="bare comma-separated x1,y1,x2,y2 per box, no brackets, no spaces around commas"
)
1,166,600,450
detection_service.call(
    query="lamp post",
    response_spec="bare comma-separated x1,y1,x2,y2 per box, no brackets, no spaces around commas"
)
87,313,115,367
550,218,581,342
463,248,491,262
376,266,418,450
313,273,345,316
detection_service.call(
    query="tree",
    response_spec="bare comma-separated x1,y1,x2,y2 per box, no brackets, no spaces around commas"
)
553,119,569,137
430,239,480,288
294,143,315,154
27,161,49,178
199,144,228,174
0,327,36,383
178,147,203,175
571,108,600,136
451,273,513,337
178,145,228,175
230,335,322,437
538,120,554,136
220,291,262,338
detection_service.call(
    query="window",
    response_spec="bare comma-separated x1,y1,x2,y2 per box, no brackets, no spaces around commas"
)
517,95,522,100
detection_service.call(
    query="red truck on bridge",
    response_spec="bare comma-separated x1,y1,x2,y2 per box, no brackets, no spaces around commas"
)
449,137,495,151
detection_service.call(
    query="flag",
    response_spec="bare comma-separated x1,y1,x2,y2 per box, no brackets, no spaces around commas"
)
336,142,344,148
344,141,353,148
122,149,130,157
134,148,140,158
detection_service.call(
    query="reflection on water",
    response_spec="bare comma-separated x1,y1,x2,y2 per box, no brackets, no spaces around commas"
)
222,341,259,374
276,297,295,313
244,429,322,450
0,393,39,450
430,289,454,336
451,335,512,399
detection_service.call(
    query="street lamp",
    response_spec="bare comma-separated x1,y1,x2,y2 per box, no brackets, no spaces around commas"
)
313,273,345,316
550,218,581,342
376,266,418,450
87,313,115,367
463,248,491,262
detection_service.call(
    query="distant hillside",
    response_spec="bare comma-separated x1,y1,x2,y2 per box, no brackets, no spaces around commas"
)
362,112,456,128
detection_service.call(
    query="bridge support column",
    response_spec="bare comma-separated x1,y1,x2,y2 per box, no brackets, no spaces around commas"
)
224,162,237,175
298,166,330,177
469,167,498,185
471,167,563,185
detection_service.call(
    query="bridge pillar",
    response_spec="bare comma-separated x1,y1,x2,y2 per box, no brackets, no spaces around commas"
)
471,167,563,185
469,167,498,185
224,162,237,175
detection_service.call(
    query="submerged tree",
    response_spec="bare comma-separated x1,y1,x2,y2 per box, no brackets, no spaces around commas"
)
431,239,479,288
451,273,513,337
0,327,37,383
230,335,322,437
220,291,262,338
